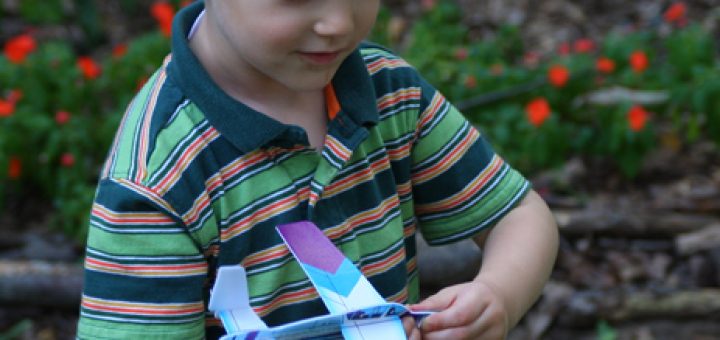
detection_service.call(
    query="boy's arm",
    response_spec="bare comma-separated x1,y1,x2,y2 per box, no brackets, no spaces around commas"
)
410,190,558,339
77,178,208,339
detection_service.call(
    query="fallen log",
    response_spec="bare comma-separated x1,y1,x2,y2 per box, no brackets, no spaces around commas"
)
554,209,719,237
676,224,720,255
0,231,24,251
0,240,483,308
521,281,575,339
612,289,720,321
577,86,670,106
416,237,482,289
0,260,83,308
557,288,720,327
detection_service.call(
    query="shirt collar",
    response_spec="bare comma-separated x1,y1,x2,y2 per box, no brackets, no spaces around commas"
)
168,1,378,153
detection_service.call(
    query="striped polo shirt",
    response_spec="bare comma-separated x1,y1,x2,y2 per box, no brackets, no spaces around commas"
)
77,2,529,339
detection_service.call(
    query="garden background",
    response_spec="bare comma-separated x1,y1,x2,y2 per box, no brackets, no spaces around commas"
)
1,0,719,339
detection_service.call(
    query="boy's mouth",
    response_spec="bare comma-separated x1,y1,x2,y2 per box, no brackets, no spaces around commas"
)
298,51,341,65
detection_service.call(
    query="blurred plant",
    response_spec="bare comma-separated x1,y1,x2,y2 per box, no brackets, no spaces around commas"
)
0,0,718,240
596,320,617,340
371,0,719,177
3,34,37,64
151,1,177,37
0,1,177,239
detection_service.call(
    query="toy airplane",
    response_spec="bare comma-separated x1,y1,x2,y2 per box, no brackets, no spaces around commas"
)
209,221,433,340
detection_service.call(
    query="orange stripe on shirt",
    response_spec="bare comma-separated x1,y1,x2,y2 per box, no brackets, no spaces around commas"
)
82,296,204,316
415,155,504,215
253,286,319,317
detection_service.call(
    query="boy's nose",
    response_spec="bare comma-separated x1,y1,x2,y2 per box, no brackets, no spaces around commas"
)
314,2,355,38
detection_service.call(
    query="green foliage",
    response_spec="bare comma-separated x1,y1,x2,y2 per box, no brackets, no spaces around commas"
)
368,6,393,48
665,24,716,79
1,0,719,240
0,319,33,340
0,25,169,240
18,0,64,24
373,0,720,178
596,320,617,340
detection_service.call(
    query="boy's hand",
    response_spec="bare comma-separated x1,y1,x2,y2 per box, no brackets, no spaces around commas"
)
409,279,510,339
402,315,422,340
402,190,558,339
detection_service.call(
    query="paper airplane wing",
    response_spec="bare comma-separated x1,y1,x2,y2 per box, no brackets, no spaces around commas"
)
208,266,268,336
276,221,406,339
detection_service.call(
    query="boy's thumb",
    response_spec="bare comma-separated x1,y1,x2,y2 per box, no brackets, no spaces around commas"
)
408,289,452,312
407,297,447,332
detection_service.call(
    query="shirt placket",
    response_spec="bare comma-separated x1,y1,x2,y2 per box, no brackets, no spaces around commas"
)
306,114,369,221
262,127,320,222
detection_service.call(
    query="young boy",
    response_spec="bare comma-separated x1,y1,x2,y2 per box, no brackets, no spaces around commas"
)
77,0,558,339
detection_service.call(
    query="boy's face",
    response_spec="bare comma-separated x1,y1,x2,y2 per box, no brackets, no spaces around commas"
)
205,0,380,92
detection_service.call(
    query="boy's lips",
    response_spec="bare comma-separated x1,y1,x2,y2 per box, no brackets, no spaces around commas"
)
298,51,341,65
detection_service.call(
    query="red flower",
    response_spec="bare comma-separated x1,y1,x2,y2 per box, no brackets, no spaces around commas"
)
664,2,687,23
55,110,71,125
0,100,14,117
525,98,552,127
421,0,436,11
548,65,570,87
523,51,541,68
151,2,176,37
136,76,149,92
60,153,75,167
454,47,468,61
573,38,595,54
596,57,616,74
0,90,21,118
112,44,128,58
557,42,571,56
464,75,477,89
629,50,649,73
628,105,649,132
77,56,102,79
7,89,22,103
489,63,504,76
3,34,37,64
7,156,22,179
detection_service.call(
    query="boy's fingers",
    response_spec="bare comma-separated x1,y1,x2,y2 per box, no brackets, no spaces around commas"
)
471,301,509,338
409,289,455,311
402,316,421,340
421,297,489,333
401,315,415,332
420,308,466,332
408,327,422,340
423,326,486,340
422,313,496,340
423,322,504,340
408,290,461,333
422,326,464,340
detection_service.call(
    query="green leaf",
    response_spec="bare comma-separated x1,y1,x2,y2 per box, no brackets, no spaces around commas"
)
596,320,617,340
19,0,64,24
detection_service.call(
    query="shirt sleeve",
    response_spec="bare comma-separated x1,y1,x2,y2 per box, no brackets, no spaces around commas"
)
77,178,208,339
411,77,530,245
